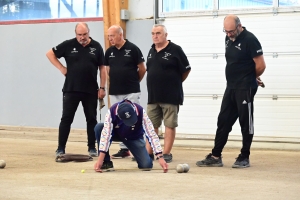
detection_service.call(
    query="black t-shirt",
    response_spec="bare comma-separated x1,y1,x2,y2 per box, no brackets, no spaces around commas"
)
225,27,263,89
53,38,105,96
104,40,144,95
146,41,191,105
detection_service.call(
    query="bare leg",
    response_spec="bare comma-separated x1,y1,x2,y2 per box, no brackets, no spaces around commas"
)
163,126,175,154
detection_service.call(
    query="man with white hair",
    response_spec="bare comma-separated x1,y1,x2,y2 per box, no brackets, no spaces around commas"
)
146,24,191,163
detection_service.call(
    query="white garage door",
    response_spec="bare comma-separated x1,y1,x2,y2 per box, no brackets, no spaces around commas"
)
160,13,300,138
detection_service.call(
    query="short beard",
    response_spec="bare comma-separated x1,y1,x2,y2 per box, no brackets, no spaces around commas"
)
230,29,240,42
79,40,88,45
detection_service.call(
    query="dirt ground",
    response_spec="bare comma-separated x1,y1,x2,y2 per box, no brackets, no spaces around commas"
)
0,128,299,200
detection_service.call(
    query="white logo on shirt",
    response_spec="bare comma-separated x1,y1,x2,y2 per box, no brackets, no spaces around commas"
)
109,52,115,58
71,48,78,53
162,52,171,60
235,43,241,50
257,49,262,53
148,54,152,59
124,49,131,57
89,47,96,55
225,40,229,48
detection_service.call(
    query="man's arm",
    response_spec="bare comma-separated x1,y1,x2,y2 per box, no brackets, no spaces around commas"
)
98,65,107,99
46,49,67,75
253,55,266,77
182,69,191,82
141,109,168,172
94,111,113,172
137,62,146,82
106,66,110,101
141,109,163,155
106,66,110,76
94,152,106,172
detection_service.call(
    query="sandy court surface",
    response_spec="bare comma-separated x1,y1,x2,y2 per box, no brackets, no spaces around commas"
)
0,128,299,200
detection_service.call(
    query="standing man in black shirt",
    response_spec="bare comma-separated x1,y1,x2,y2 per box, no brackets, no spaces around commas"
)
196,15,266,168
146,24,191,163
46,22,106,157
104,25,146,159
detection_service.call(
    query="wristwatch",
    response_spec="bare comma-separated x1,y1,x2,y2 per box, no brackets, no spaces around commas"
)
99,87,105,91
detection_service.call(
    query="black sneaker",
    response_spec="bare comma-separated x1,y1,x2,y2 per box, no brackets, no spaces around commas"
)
163,153,173,163
55,149,65,157
232,154,250,168
111,149,130,159
132,154,154,161
196,153,223,167
88,148,98,157
101,161,114,171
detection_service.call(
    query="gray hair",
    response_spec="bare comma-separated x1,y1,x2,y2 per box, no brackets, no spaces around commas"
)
235,16,241,26
75,22,90,32
153,24,168,33
224,15,241,26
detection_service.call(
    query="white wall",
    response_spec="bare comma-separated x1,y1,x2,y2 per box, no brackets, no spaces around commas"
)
162,13,300,138
0,22,104,128
0,18,154,129
128,0,154,19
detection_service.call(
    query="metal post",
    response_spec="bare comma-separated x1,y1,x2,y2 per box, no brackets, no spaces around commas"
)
58,0,60,18
83,0,86,17
96,0,99,16
71,0,74,17
153,0,158,24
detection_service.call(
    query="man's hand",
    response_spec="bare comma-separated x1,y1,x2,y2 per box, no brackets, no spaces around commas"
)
98,89,106,99
94,160,103,173
256,77,265,88
46,49,67,76
60,66,67,76
158,158,168,173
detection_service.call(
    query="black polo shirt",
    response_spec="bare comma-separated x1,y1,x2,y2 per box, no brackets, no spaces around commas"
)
53,38,105,96
146,41,191,105
104,40,144,95
225,27,263,89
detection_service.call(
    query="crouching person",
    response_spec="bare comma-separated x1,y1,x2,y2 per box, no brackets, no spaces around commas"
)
94,100,168,173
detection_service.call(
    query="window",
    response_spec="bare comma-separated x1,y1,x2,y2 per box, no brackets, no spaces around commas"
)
279,0,300,6
0,0,103,21
160,0,300,15
162,0,213,12
219,0,272,9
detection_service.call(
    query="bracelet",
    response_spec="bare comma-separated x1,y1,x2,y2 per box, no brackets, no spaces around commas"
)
156,155,164,160
99,87,105,91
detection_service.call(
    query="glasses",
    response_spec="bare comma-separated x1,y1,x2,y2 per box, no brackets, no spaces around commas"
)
223,26,238,35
